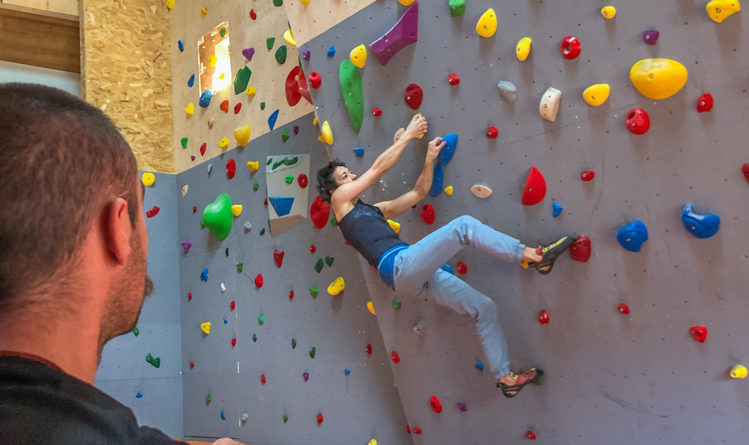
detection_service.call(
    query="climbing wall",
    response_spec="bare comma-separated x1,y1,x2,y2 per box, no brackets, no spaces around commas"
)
295,1,749,443
176,114,409,444
96,172,184,438
282,0,377,47
170,0,315,173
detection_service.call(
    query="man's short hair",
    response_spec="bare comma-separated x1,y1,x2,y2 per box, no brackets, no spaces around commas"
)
316,159,346,203
0,83,138,310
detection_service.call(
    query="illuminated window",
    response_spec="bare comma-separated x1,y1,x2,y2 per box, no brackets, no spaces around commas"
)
198,22,231,93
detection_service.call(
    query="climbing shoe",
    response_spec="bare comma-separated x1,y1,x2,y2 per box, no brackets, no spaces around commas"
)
529,235,575,274
497,368,543,398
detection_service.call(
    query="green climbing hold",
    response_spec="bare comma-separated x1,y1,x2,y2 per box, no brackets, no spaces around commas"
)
200,193,234,241
273,0,283,6
310,285,318,299
314,258,324,273
252,333,257,342
283,414,288,423
234,66,251,95
309,346,316,359
236,262,244,272
260,102,266,110
449,0,466,17
291,338,297,349
285,174,293,184
272,156,298,170
180,137,188,149
266,158,273,165
258,316,265,325
324,256,334,267
281,128,289,142
132,327,139,337
252,181,259,192
330,216,338,227
145,352,161,368
220,27,226,37
275,45,287,64
205,394,211,403
392,299,402,310
266,37,275,50
339,60,364,133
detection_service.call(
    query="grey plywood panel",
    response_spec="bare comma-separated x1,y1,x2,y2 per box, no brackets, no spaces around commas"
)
298,1,749,443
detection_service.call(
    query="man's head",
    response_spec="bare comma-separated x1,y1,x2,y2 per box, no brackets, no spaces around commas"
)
0,83,151,345
316,159,357,202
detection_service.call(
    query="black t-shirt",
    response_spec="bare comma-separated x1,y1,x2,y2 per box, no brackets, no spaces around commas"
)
0,354,177,444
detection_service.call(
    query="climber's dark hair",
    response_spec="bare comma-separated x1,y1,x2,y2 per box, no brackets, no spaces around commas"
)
316,159,347,202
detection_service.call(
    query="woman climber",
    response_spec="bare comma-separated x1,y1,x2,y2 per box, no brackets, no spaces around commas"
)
316,114,572,398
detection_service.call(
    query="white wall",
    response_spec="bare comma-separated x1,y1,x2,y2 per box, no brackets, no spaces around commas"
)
0,60,80,96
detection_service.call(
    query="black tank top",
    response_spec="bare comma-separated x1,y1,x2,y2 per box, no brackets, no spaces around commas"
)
338,199,405,267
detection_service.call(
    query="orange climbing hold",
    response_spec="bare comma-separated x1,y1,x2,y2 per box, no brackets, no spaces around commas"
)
522,166,547,206
220,100,229,113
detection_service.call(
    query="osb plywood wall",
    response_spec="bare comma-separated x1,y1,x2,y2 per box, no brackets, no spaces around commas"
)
283,0,376,46
81,0,174,173
170,0,314,173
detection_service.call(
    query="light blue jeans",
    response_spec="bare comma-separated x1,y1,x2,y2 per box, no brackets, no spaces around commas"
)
392,215,526,378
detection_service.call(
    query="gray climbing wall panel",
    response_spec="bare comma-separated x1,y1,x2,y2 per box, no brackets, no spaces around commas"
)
298,1,749,443
176,115,409,444
96,172,184,438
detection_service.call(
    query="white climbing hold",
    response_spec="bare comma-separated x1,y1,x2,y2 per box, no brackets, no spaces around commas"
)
470,184,493,198
539,87,562,122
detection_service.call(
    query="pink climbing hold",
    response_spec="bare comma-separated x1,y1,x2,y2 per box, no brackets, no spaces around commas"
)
538,309,550,324
404,83,423,110
430,395,443,413
569,235,591,262
255,274,264,288
420,203,435,224
369,1,419,66
580,170,595,181
146,206,160,218
447,72,460,86
625,108,650,135
522,166,547,206
696,93,713,113
456,261,467,274
273,249,285,267
226,159,236,179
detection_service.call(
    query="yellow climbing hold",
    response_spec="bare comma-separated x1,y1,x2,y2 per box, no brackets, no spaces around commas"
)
209,55,217,67
231,205,243,217
730,364,748,379
218,137,230,149
185,103,194,115
368,440,377,445
387,219,401,234
247,161,259,172
706,0,741,23
166,0,174,10
200,322,211,334
321,121,334,145
366,301,376,315
444,185,454,196
234,125,251,147
142,172,156,187
313,116,319,126
201,6,207,17
350,44,367,69
516,37,532,62
283,28,296,46
629,58,688,100
245,86,256,96
327,276,345,296
601,6,616,19
476,8,497,38
398,0,415,5
582,83,611,106
299,0,309,3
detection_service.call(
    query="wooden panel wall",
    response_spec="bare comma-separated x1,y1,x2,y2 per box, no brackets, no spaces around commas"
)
1,0,78,16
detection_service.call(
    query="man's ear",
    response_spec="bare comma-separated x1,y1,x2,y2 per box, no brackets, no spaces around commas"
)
105,197,132,265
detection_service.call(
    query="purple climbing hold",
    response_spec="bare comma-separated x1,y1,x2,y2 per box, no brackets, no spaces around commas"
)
293,125,299,135
642,29,659,45
242,47,255,61
303,371,310,382
181,240,192,253
369,1,419,65
302,48,310,61
457,402,467,412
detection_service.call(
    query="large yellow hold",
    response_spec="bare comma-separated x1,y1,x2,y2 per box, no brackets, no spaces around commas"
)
350,44,367,69
582,84,610,106
629,58,688,100
516,37,532,62
234,125,251,147
321,121,334,145
327,277,345,296
476,8,497,38
706,0,741,23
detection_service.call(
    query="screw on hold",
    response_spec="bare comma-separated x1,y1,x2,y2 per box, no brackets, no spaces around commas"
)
236,262,244,272
475,362,484,372
291,338,297,349
366,344,372,355
145,353,161,368
132,327,139,336
283,414,289,423
392,299,402,310
136,392,143,398
303,371,310,382
241,412,249,422
412,320,426,336
309,346,316,359
253,333,257,342
205,394,211,404
220,410,226,421
258,316,265,325
314,258,324,273
457,402,467,412
344,369,351,375
310,285,318,299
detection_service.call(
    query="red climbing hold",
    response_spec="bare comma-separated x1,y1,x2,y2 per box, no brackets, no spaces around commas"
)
249,9,256,20
405,425,411,434
188,292,192,301
430,395,443,413
538,309,550,324
298,173,308,189
189,361,195,369
522,166,547,206
366,344,372,355
146,206,160,218
372,107,382,116
220,100,229,113
560,36,581,59
264,198,268,207
448,72,460,86
285,66,312,106
580,170,595,181
231,337,237,347
689,325,707,343
420,203,435,224
226,159,236,179
625,108,650,135
316,412,324,425
413,427,422,435
234,103,242,114
391,351,400,364
456,261,467,274
255,274,264,288
310,195,331,229
288,290,294,300
192,206,197,214
200,142,207,156
486,126,499,139
310,244,317,254
617,303,630,314
273,249,285,267
308,71,321,89
260,374,266,384
230,300,236,310
743,163,749,183
526,430,537,440
696,93,713,113
569,235,591,262
404,83,423,110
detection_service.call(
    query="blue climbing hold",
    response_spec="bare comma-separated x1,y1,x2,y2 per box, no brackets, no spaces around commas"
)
200,268,209,282
268,109,280,131
220,410,226,421
344,369,351,375
187,74,195,88
475,362,484,372
223,316,228,325
429,163,444,197
178,40,184,52
440,263,454,274
135,392,143,398
617,220,648,252
440,133,458,166
353,146,365,157
552,201,563,218
199,89,212,108
269,196,294,216
327,46,336,57
681,203,720,239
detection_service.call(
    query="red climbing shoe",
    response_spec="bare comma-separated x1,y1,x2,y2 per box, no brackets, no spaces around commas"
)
529,235,574,275
497,368,543,398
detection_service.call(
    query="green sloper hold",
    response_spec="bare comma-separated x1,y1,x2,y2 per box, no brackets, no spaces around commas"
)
201,193,233,241
339,59,364,133
314,259,324,273
449,0,466,17
266,37,275,50
275,45,287,64
234,66,251,95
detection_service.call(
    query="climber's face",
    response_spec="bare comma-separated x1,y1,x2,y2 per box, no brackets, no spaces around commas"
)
333,166,357,187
